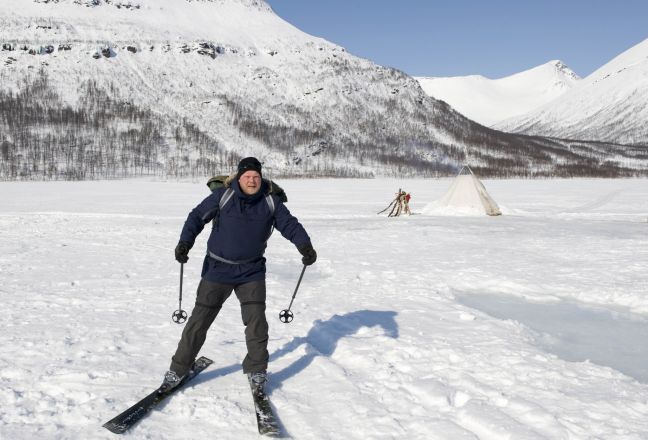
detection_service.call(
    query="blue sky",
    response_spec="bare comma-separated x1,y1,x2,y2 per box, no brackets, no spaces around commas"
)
265,0,648,79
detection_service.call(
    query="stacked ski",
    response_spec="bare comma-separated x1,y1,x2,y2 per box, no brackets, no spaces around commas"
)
249,376,281,437
102,356,213,434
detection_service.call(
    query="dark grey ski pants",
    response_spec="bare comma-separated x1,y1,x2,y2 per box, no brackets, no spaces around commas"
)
169,278,269,376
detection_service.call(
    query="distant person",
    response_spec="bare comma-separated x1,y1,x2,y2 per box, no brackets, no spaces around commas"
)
163,157,317,393
403,191,411,215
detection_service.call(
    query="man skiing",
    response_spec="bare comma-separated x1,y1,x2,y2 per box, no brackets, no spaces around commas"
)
163,157,317,393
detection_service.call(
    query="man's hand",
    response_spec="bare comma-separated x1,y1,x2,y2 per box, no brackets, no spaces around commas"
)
298,244,317,266
175,241,191,264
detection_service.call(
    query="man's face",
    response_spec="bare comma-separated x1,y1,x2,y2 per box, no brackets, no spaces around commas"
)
239,170,262,195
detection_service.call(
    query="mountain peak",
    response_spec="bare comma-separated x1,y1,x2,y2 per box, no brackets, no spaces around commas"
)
415,60,581,126
502,60,581,86
546,59,580,81
0,0,289,46
495,37,648,144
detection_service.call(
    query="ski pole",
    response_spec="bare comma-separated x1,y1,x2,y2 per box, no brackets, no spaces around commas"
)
172,263,188,324
279,265,307,324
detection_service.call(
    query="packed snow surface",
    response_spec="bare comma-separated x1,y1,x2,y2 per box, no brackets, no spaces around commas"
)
1,178,648,439
456,293,648,384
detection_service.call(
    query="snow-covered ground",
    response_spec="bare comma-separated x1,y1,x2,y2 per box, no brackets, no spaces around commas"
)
1,178,648,439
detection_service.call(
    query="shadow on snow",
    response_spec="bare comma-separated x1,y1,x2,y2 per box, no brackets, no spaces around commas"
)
197,309,400,388
190,309,398,436
268,309,399,388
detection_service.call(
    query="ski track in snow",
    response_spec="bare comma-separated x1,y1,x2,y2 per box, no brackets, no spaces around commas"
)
1,178,648,439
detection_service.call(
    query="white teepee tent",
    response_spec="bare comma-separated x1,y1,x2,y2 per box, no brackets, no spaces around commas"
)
423,166,502,216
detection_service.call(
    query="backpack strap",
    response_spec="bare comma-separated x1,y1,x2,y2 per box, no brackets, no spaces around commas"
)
264,194,275,215
207,187,234,228
219,187,235,210
219,187,275,216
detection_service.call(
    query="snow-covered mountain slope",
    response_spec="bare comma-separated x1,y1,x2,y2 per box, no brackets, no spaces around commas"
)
496,38,648,145
0,0,460,176
416,61,580,126
0,0,646,179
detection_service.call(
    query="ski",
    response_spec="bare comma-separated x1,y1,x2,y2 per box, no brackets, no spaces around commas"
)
249,377,281,437
102,356,214,434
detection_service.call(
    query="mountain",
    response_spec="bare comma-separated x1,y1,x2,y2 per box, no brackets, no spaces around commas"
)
415,61,580,126
0,0,646,179
495,38,648,145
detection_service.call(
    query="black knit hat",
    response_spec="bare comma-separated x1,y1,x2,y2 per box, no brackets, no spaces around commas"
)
236,157,262,179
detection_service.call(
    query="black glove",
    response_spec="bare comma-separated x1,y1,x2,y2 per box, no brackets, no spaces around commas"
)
298,244,317,266
175,241,191,264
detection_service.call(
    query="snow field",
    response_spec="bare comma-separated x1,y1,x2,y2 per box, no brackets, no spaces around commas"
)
1,178,648,439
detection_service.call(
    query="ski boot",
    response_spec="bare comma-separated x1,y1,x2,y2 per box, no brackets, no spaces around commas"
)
248,371,267,395
159,370,185,394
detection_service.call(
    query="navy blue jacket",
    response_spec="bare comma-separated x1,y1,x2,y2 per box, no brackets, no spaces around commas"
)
180,180,311,284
